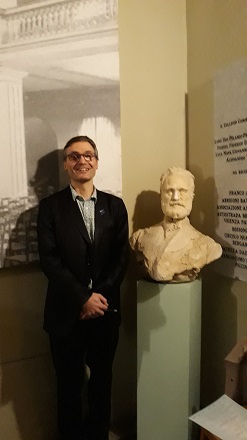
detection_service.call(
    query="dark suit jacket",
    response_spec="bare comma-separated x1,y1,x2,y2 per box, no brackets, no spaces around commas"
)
37,186,129,336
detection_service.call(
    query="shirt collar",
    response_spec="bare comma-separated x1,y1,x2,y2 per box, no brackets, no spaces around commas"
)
70,184,97,202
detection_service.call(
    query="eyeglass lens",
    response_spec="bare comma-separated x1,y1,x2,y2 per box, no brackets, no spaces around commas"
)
67,153,95,162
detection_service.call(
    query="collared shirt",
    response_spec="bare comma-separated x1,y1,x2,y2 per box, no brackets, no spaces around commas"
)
70,185,97,242
70,185,97,290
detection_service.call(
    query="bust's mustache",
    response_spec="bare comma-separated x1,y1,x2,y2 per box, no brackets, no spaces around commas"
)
168,202,185,208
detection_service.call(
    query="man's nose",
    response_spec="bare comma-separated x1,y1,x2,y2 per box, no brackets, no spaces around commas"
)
171,189,179,200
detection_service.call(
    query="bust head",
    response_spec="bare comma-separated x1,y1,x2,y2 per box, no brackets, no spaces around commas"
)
160,167,195,221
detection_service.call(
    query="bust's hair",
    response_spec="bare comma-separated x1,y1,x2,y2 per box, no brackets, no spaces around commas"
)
160,167,195,192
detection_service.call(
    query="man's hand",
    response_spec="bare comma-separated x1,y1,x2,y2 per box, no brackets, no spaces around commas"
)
80,292,108,320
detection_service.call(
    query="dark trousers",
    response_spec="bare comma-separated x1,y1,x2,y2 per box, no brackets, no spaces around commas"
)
49,314,119,440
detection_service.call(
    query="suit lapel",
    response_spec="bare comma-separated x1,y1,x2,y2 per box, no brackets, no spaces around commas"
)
63,186,91,244
94,191,109,246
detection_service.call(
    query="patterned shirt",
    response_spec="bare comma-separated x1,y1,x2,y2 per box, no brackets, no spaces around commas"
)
70,185,97,290
70,185,97,242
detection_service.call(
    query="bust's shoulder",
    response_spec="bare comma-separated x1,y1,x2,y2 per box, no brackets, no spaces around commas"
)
183,224,222,260
146,223,164,235
185,223,216,244
132,222,163,241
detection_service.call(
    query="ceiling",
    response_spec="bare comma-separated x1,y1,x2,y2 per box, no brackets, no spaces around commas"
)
23,51,120,92
0,2,119,92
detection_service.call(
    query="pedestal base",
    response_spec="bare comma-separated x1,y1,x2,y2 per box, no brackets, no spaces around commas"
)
137,278,201,440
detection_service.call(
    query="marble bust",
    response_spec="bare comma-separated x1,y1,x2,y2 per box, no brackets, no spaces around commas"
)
130,167,222,282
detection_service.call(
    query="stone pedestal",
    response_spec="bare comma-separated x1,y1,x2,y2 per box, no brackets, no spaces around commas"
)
137,278,201,440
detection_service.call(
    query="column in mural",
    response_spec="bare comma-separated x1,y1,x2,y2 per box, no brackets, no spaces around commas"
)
0,69,29,267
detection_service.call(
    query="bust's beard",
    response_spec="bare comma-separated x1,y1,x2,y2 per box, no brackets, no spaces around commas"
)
164,204,191,221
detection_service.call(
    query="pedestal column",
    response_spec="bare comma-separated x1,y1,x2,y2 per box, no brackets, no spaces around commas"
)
137,278,201,440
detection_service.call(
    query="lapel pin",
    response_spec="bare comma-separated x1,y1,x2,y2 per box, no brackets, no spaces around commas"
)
99,209,105,215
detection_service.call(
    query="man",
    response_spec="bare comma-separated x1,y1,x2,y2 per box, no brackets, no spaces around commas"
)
130,167,222,282
37,135,129,440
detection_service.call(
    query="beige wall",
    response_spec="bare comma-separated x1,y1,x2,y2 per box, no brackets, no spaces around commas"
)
0,266,57,440
119,0,187,228
113,0,187,434
187,0,247,407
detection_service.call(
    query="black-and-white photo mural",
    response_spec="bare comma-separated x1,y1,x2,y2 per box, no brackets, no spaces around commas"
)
0,0,120,268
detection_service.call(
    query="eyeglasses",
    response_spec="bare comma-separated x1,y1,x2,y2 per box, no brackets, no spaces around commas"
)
65,152,97,162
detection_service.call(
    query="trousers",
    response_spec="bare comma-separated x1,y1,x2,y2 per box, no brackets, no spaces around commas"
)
49,313,119,440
